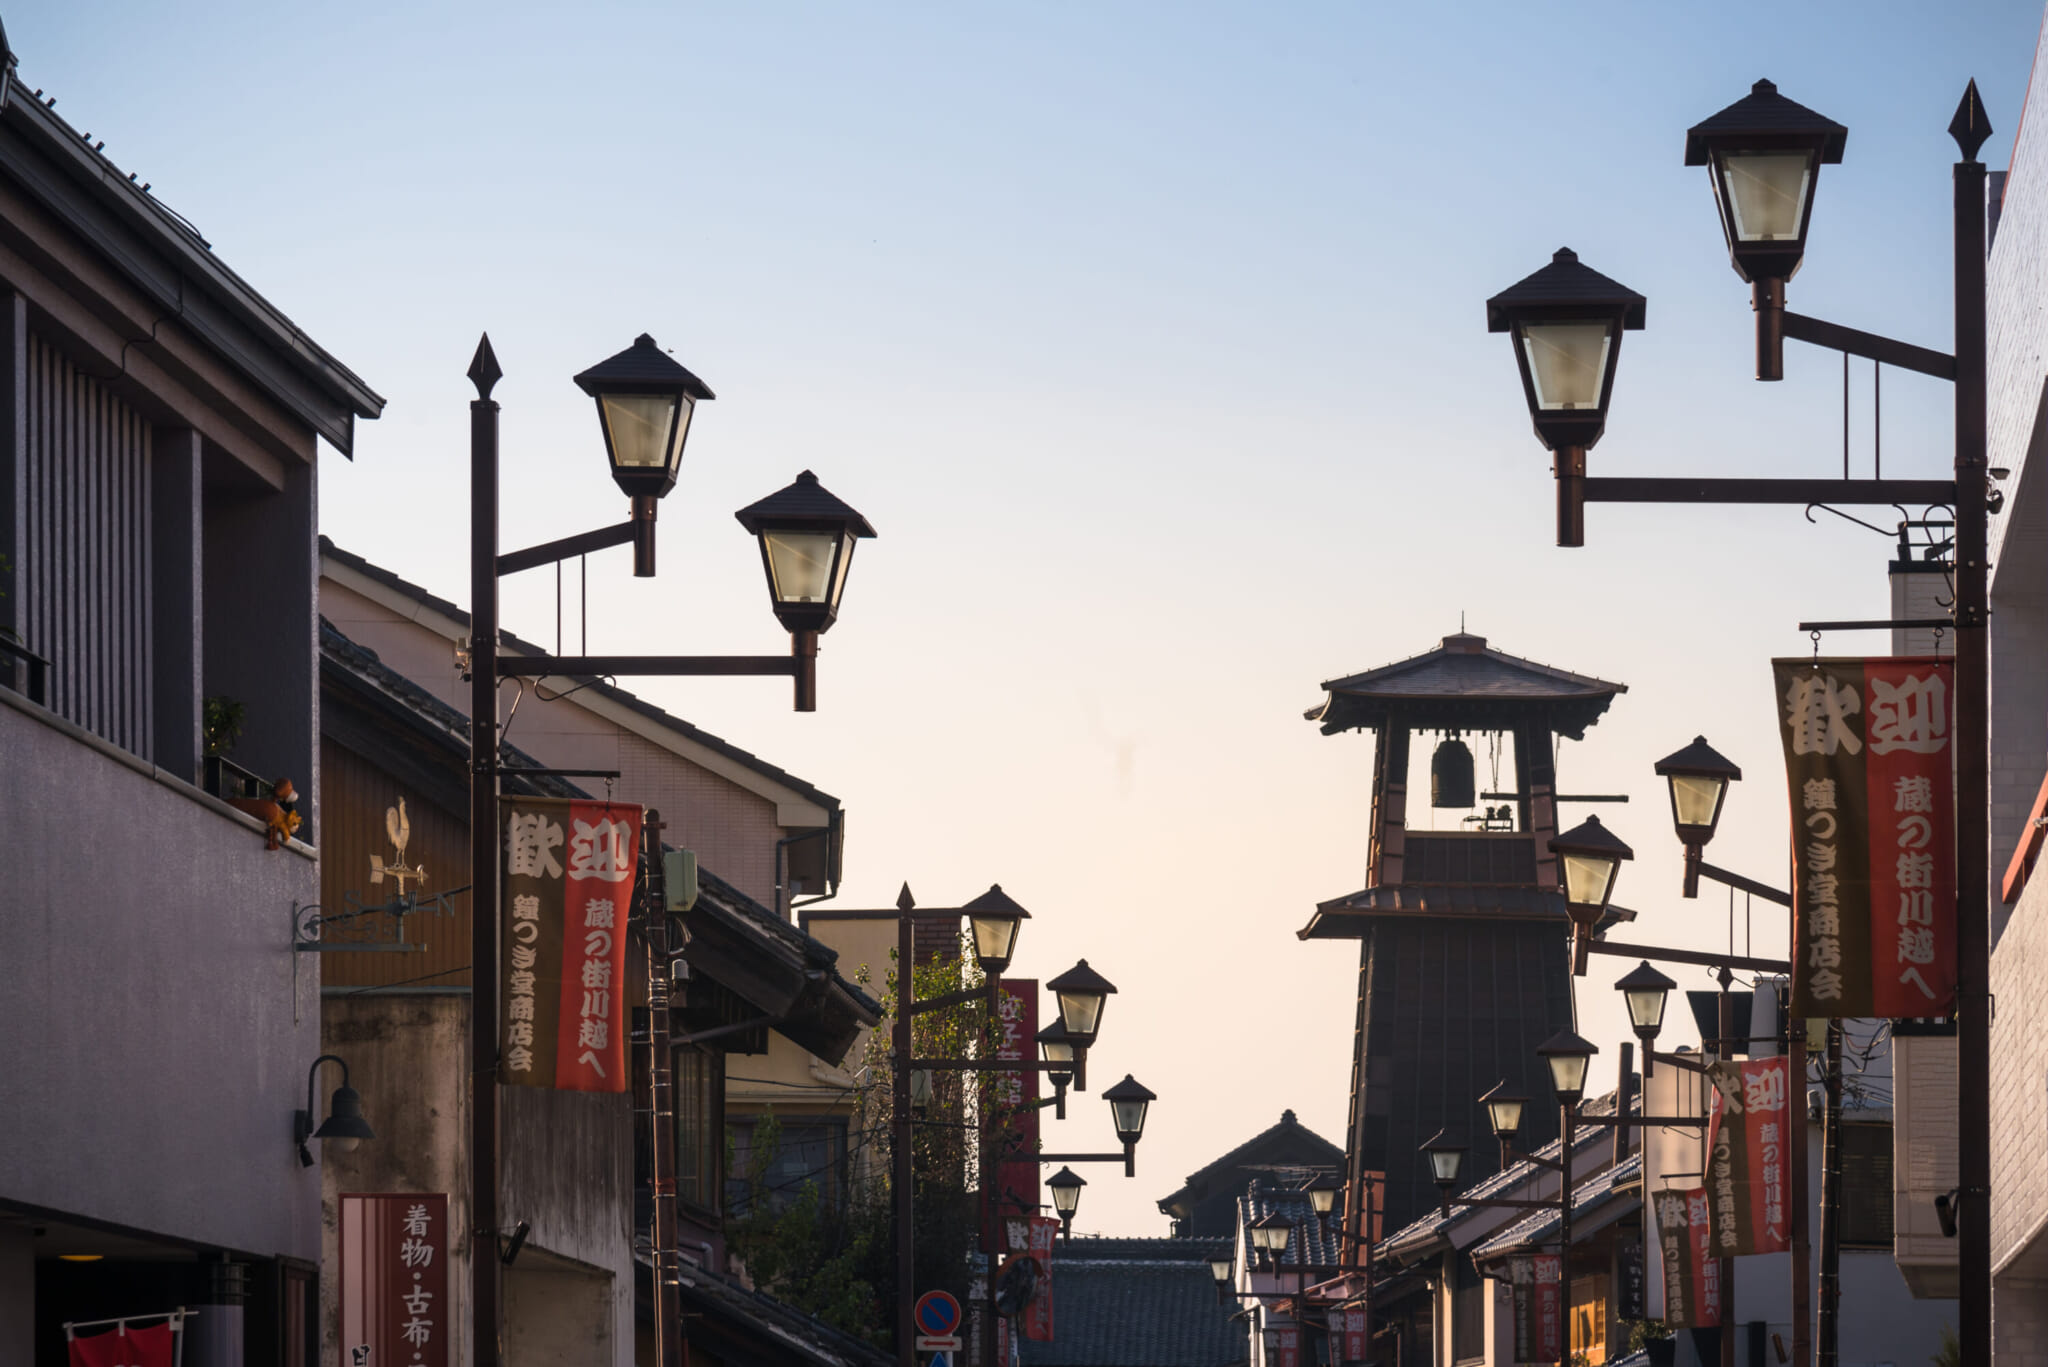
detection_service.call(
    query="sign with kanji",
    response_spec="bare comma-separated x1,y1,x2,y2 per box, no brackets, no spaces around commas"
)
1531,1253,1562,1363
501,797,640,1091
1271,1326,1300,1367
341,1194,448,1367
1774,658,1957,1018
1651,1187,1720,1329
1508,1257,1537,1363
1024,1216,1058,1343
1340,1308,1368,1364
1613,1226,1644,1320
991,981,1040,1242
1704,1058,1792,1257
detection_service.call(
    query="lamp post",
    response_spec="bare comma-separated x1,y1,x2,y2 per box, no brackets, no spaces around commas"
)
464,334,874,1367
1549,815,1633,973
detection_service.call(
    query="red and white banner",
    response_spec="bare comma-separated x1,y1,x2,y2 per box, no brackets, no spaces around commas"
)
1651,1187,1721,1329
501,797,640,1092
341,1193,449,1367
1775,658,1957,1018
68,1322,174,1367
1705,1058,1793,1256
1340,1308,1368,1364
1271,1326,1300,1367
1024,1215,1058,1342
1532,1253,1563,1363
992,981,1040,1231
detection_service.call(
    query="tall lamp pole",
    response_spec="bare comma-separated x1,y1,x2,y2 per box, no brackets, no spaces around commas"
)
464,334,875,1367
1488,80,1994,1361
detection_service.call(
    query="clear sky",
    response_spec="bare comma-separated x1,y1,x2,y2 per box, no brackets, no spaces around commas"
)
23,0,2043,1236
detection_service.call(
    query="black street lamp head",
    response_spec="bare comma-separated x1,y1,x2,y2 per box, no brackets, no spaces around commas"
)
1615,960,1678,1042
1654,735,1742,851
1486,247,1647,455
1479,1080,1527,1142
733,470,877,637
296,1053,375,1167
1209,1253,1234,1284
961,883,1031,975
1104,1074,1156,1145
1037,1019,1077,1088
573,334,716,501
1047,1166,1086,1219
1299,1171,1341,1218
1046,958,1118,1048
1419,1131,1467,1189
1550,814,1633,919
1685,80,1847,287
1536,1028,1599,1106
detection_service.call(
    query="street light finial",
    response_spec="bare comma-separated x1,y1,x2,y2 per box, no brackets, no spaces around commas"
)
468,334,502,400
1950,79,1992,162
896,882,916,912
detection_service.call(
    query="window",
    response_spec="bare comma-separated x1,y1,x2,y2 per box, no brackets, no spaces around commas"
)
676,1047,722,1214
1840,1121,1895,1248
727,1116,850,1217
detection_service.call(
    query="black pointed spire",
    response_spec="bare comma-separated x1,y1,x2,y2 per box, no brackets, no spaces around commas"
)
1951,79,1992,161
896,882,916,912
467,334,502,400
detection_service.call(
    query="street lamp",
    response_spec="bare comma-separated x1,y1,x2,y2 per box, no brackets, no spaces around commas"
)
1420,1132,1467,1217
1485,247,1647,546
1250,1212,1294,1268
1536,1029,1598,1108
1615,960,1678,1076
1046,959,1117,1050
1480,1080,1528,1161
1654,736,1743,897
1299,1171,1341,1220
1210,1252,1234,1305
1038,1019,1076,1118
1104,1074,1156,1149
960,884,1030,976
570,334,714,577
1549,815,1633,973
1047,1166,1085,1242
734,469,877,638
1684,80,1848,380
295,1054,374,1167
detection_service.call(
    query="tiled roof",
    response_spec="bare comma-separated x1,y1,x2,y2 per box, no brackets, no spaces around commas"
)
1308,633,1625,740
1298,886,1637,940
321,537,842,812
635,1254,892,1367
1470,1152,1643,1259
1157,1111,1344,1220
1017,1237,1247,1367
1240,1184,1343,1270
695,864,882,1021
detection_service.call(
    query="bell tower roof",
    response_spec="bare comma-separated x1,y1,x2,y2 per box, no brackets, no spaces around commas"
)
1306,631,1626,740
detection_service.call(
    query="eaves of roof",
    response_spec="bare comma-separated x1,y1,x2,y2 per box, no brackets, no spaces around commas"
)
1470,1153,1644,1260
1157,1111,1344,1218
636,1255,893,1367
0,67,383,454
320,538,841,817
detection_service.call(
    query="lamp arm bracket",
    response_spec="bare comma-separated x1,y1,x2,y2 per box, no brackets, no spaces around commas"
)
498,653,798,679
1583,476,1955,507
910,1057,1072,1072
1694,860,1794,907
1586,938,1792,974
907,985,992,1016
1034,1152,1128,1163
1781,311,1956,381
497,520,637,577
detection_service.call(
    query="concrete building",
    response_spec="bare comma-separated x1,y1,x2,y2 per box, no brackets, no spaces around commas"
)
0,24,383,1367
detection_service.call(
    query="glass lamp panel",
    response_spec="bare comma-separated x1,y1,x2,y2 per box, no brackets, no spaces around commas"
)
971,914,1019,967
1625,987,1668,1033
1561,850,1617,907
1040,1038,1076,1067
1051,1184,1079,1216
1520,322,1612,411
1428,1149,1463,1184
830,536,856,610
1487,1097,1525,1137
1210,1258,1233,1283
1111,1097,1149,1141
763,531,839,604
1548,1053,1590,1098
1721,151,1814,241
1059,990,1105,1040
1308,1187,1336,1216
600,393,680,470
1669,774,1725,832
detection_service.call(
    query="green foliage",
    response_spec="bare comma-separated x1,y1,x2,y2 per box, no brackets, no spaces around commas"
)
1623,1319,1672,1351
1932,1322,1961,1367
726,1112,881,1338
203,695,244,757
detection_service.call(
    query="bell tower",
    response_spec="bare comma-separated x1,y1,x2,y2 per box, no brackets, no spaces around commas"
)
1300,631,1626,1238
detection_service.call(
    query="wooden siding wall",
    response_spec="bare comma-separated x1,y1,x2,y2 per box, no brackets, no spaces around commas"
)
20,330,153,756
318,738,474,988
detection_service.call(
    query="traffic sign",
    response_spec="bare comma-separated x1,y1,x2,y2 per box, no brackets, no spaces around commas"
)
917,1338,961,1354
914,1291,962,1338
922,1351,954,1367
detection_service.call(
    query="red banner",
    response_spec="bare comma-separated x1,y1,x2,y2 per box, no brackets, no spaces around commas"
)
1651,1188,1721,1328
502,797,639,1092
1705,1058,1792,1256
1271,1326,1300,1367
1025,1216,1058,1342
341,1193,449,1367
1775,658,1957,1018
68,1322,174,1367
1532,1253,1562,1362
1340,1308,1367,1364
993,981,1040,1228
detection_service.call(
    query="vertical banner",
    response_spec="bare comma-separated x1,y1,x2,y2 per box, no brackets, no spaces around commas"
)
1532,1253,1562,1364
341,1194,449,1367
1704,1058,1792,1257
1340,1309,1368,1365
502,796,640,1092
1651,1188,1721,1329
1025,1216,1058,1343
1272,1327,1300,1367
1613,1226,1645,1321
993,981,1041,1231
1775,658,1957,1019
1508,1257,1536,1363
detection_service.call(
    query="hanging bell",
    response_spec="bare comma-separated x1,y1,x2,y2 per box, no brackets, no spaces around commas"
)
1431,738,1476,809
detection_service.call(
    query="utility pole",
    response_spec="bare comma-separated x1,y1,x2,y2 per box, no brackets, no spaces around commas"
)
1816,1021,1844,1367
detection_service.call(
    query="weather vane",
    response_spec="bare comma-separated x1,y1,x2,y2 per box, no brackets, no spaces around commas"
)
370,798,427,900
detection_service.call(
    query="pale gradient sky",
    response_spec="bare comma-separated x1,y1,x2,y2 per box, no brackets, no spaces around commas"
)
23,1,2041,1236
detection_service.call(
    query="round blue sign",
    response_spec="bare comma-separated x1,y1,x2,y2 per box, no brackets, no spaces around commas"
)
914,1290,962,1336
